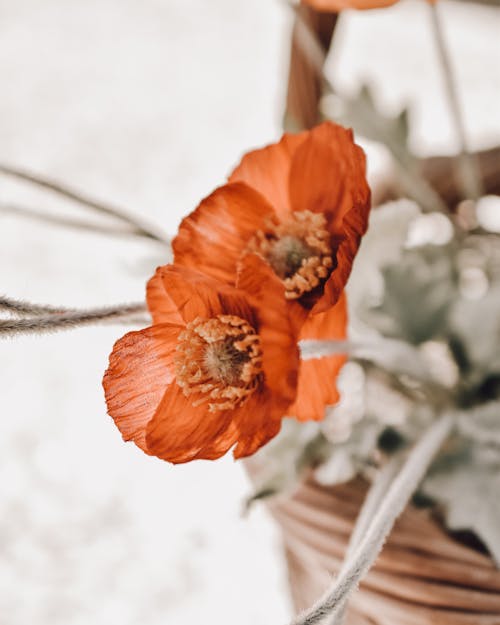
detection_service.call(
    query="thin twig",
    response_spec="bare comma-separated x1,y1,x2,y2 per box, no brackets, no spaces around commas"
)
0,163,168,244
429,3,482,200
291,412,455,625
0,302,148,337
0,202,144,239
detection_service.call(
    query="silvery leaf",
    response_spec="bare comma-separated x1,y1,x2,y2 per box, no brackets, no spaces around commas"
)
367,245,456,345
422,454,500,566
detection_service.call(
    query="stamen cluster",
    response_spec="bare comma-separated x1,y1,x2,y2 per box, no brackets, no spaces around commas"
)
175,314,263,412
247,210,333,300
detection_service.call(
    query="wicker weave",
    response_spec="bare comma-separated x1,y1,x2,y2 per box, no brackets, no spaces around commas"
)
265,475,500,624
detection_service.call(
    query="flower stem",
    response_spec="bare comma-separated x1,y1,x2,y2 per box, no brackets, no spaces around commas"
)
1,201,147,239
290,412,455,625
0,302,148,337
327,455,405,625
429,2,482,200
0,163,168,244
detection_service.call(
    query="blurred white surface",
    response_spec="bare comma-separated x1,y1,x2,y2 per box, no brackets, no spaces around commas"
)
0,1,499,624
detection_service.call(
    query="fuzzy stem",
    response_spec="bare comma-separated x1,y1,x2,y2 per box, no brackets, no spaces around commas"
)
300,339,350,359
0,163,167,244
429,3,482,200
0,302,148,337
328,455,405,625
290,412,455,625
0,296,70,316
300,338,432,384
1,202,146,239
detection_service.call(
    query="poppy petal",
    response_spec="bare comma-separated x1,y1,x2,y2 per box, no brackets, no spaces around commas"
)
172,182,276,286
288,132,345,223
231,390,283,459
229,132,307,220
144,383,234,464
302,0,398,10
147,264,255,326
314,202,370,314
237,253,300,406
103,324,182,452
288,123,364,226
289,292,348,421
287,123,370,313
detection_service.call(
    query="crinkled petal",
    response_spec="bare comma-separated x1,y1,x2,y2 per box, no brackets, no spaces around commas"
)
231,390,283,459
145,383,235,464
186,389,281,461
229,132,307,220
287,122,370,313
103,324,182,452
289,292,348,421
147,264,255,326
302,0,398,10
172,182,275,286
288,125,346,222
237,253,300,405
314,201,370,314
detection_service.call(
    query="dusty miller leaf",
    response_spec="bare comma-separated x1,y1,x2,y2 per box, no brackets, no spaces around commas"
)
244,420,327,509
326,84,446,212
314,418,382,486
458,402,500,447
366,245,457,345
422,451,500,566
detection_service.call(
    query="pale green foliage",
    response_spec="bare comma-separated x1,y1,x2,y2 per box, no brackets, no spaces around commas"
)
366,245,457,344
244,420,324,508
259,196,500,563
423,446,500,566
328,85,446,212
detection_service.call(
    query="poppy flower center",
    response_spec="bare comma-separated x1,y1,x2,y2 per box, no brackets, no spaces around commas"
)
247,210,333,300
175,315,263,412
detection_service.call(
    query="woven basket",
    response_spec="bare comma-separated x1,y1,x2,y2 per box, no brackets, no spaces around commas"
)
264,474,500,624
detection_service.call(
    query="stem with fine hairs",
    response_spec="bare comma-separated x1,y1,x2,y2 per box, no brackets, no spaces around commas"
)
0,295,74,316
0,302,148,337
0,163,168,244
0,202,148,239
429,2,482,200
327,454,405,625
290,412,455,625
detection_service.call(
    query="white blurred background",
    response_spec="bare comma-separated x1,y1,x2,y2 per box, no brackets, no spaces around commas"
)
0,1,498,624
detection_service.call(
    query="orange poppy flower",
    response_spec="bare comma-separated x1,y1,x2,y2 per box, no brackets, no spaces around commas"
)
173,122,370,420
301,0,398,10
103,262,299,463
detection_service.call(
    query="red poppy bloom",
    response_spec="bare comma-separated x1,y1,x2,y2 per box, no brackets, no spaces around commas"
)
103,262,299,463
173,122,370,420
301,0,398,10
